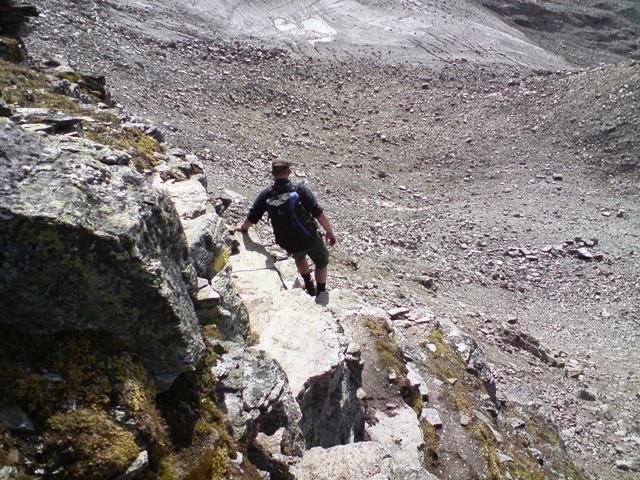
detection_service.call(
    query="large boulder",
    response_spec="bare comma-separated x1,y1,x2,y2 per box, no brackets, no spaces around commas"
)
163,178,209,220
0,120,204,389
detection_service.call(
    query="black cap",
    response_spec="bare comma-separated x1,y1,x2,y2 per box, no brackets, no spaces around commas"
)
271,159,291,169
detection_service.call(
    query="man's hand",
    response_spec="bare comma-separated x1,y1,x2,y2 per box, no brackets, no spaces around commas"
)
234,220,250,233
325,231,336,246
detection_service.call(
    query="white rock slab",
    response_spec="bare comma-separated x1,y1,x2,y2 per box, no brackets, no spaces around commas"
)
231,231,277,271
229,231,283,297
421,408,443,428
250,289,344,397
274,258,303,290
291,442,395,480
164,178,208,219
366,404,425,468
406,362,429,400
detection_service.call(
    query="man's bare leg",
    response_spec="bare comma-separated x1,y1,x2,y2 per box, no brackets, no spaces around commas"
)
295,257,311,276
295,257,316,295
315,266,327,285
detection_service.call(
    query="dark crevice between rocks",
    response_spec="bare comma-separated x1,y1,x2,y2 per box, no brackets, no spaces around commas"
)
297,360,365,449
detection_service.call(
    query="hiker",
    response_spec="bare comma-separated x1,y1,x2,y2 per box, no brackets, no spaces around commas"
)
235,160,336,296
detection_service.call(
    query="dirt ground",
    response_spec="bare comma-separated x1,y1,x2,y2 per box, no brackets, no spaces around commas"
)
24,0,639,477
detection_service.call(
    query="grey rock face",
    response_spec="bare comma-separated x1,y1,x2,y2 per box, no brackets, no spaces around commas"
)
0,120,204,389
291,442,395,480
0,405,35,433
13,107,83,134
183,212,232,280
163,178,209,220
0,466,18,480
393,465,440,480
296,342,364,448
213,341,305,455
366,405,425,468
290,442,440,480
209,268,250,341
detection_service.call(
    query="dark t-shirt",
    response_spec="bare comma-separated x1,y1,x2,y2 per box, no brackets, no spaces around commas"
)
247,178,323,224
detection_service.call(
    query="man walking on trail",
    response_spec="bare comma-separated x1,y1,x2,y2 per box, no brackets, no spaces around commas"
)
236,160,336,297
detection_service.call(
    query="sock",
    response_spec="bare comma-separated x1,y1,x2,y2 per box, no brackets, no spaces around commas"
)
302,273,313,287
317,283,326,293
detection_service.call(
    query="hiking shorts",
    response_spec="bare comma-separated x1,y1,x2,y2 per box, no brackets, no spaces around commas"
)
292,233,330,269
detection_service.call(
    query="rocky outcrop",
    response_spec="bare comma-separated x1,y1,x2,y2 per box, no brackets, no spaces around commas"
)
291,442,394,479
0,0,37,63
213,341,305,455
183,212,232,280
207,268,250,340
159,164,236,284
0,1,37,36
229,231,364,448
499,325,561,367
0,119,204,389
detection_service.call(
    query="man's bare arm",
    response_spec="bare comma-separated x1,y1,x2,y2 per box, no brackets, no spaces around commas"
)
317,212,336,245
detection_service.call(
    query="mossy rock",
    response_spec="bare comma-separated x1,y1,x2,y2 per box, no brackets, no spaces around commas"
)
86,126,165,172
0,326,172,476
366,317,405,375
44,409,139,480
0,36,23,63
53,70,81,84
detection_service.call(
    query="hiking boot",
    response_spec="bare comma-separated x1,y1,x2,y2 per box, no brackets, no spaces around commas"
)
304,282,317,296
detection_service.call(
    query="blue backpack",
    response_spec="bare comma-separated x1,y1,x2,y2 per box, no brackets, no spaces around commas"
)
266,186,317,253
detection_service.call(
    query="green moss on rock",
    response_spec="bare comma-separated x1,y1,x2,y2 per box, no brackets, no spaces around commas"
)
212,246,231,275
366,318,405,375
0,36,23,63
44,409,139,480
424,328,466,380
53,70,81,84
85,126,164,172
419,420,439,469
1,329,154,421
470,421,503,480
0,60,84,114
